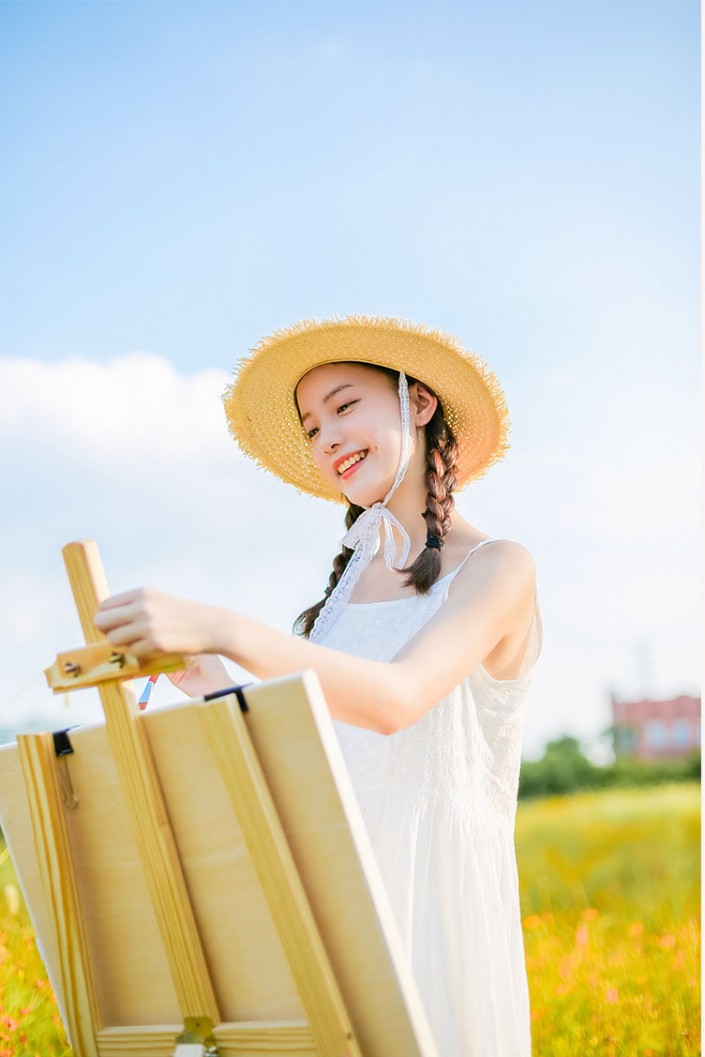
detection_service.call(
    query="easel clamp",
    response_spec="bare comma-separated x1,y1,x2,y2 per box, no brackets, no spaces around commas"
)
45,642,190,692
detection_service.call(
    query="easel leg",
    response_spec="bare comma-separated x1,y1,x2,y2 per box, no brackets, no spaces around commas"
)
17,731,101,1057
62,541,221,1023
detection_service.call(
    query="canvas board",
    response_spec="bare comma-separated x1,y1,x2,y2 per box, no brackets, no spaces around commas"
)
0,671,439,1057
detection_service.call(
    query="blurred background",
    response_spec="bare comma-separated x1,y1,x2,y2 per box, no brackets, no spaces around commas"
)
0,0,700,764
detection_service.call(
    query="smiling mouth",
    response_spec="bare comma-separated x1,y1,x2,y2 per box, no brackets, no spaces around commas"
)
336,450,368,477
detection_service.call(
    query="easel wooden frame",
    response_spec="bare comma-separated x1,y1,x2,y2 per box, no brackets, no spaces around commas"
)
0,542,439,1057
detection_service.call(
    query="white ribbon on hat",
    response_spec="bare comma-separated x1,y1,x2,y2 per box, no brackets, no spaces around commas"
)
309,371,413,643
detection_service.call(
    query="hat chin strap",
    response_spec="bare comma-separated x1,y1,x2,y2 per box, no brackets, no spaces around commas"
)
309,372,413,644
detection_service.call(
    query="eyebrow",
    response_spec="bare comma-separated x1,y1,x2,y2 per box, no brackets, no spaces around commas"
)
300,383,355,424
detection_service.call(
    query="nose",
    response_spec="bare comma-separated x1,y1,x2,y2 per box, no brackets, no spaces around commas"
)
318,417,343,454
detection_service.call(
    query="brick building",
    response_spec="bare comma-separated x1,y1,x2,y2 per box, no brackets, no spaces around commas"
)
610,692,701,761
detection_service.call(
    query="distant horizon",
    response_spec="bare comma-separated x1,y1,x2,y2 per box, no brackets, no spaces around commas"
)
2,686,701,766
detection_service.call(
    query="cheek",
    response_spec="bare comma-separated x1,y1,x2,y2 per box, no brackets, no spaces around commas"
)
376,424,404,471
309,441,331,478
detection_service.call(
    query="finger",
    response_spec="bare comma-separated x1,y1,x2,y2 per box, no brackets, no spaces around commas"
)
126,637,163,660
94,602,142,632
96,589,146,612
104,624,150,650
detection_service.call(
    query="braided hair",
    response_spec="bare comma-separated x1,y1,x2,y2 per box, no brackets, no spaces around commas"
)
293,367,459,638
400,399,458,593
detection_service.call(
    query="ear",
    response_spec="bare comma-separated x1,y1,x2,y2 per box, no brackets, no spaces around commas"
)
410,381,438,428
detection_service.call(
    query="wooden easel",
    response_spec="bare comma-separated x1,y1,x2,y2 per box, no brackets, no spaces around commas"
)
0,542,439,1057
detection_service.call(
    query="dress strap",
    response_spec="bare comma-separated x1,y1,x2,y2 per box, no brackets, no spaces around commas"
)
441,538,501,599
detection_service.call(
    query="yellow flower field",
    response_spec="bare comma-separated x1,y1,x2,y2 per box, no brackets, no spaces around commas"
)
517,782,700,1057
0,781,699,1056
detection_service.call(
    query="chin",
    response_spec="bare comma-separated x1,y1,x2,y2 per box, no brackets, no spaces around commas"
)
341,479,394,509
334,455,398,508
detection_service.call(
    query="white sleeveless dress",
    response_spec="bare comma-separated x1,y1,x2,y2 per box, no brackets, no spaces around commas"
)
316,539,543,1057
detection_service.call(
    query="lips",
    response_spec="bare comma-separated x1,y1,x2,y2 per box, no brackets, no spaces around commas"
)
333,450,368,477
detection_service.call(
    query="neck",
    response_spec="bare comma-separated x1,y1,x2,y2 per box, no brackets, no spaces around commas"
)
376,447,431,559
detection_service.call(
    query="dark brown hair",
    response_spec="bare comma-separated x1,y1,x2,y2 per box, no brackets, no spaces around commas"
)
293,363,459,637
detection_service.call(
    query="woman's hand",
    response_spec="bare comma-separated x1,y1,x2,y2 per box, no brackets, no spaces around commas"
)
94,588,221,659
167,654,234,698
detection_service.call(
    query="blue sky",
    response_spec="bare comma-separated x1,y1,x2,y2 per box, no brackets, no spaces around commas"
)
0,0,700,757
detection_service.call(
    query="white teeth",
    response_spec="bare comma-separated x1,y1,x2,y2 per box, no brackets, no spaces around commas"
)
337,452,366,475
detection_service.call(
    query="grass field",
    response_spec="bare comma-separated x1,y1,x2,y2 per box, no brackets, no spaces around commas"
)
0,781,700,1056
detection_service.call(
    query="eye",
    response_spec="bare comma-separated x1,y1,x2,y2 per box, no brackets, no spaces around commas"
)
337,399,358,414
305,425,319,440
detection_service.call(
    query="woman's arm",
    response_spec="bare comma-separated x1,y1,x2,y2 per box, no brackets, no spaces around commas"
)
94,540,536,734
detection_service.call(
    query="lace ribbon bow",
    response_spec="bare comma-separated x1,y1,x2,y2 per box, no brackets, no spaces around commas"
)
342,502,411,571
310,371,412,643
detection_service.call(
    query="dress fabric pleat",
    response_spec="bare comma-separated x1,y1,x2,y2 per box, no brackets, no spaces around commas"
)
316,539,541,1057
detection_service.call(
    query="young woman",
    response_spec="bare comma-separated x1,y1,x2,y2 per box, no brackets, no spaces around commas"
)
94,315,543,1057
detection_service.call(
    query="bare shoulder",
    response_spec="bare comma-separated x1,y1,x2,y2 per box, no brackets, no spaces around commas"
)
484,538,536,577
449,537,537,602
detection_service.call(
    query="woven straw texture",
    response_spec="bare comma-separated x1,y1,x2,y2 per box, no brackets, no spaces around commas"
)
223,315,511,504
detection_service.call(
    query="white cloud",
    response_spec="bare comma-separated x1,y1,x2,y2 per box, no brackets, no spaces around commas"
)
0,353,230,464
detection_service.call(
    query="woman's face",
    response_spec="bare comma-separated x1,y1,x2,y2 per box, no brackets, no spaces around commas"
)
295,362,405,507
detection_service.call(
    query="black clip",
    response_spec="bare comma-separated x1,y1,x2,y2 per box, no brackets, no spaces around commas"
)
203,683,250,713
52,728,79,808
52,729,75,757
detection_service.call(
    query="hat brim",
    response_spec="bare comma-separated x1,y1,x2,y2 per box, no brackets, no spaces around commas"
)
223,315,511,504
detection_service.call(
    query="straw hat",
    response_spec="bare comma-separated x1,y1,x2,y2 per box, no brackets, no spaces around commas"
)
223,315,511,504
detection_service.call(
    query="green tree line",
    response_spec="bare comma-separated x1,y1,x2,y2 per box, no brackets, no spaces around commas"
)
519,733,701,799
